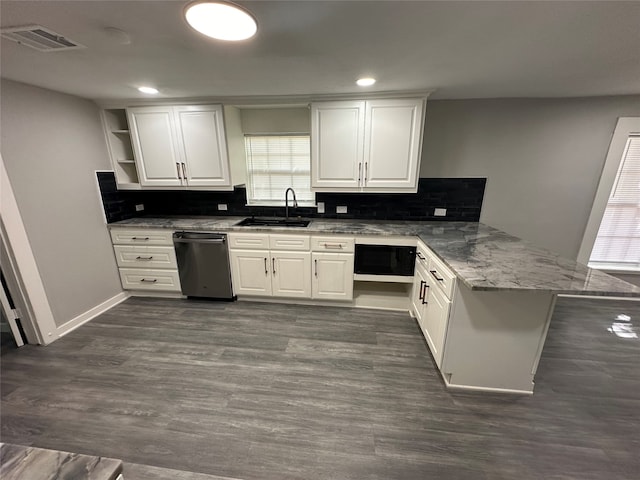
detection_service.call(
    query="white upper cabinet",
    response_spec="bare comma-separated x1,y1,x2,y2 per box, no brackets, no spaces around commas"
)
311,98,425,193
128,106,183,187
311,101,365,189
127,104,232,190
364,99,424,189
174,105,231,188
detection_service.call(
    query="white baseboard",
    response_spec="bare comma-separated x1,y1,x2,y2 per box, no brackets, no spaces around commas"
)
56,291,129,338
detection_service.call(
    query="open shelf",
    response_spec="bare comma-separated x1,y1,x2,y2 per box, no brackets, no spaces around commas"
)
102,108,139,187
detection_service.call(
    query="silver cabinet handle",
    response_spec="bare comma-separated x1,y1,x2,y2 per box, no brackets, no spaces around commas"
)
314,259,318,277
181,162,187,180
131,237,149,241
323,243,343,249
358,162,362,184
176,162,181,179
264,257,268,275
430,270,445,282
140,278,157,283
272,257,276,274
135,256,153,260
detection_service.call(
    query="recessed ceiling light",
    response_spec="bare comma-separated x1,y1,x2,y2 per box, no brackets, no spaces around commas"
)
138,86,159,94
184,1,257,41
356,77,376,87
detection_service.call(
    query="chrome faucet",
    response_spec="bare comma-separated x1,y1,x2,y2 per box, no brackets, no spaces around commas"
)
285,187,298,220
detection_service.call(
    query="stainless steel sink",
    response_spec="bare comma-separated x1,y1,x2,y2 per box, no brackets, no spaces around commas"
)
235,217,311,227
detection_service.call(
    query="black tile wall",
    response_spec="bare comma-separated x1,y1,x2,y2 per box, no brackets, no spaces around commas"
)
97,172,485,223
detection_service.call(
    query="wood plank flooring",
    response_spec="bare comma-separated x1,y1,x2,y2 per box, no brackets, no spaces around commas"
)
1,296,639,479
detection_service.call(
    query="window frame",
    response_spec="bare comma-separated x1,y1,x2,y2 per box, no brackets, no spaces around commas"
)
243,133,315,207
578,117,640,272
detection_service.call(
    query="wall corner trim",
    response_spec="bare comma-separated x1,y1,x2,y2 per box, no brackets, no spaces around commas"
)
56,291,129,338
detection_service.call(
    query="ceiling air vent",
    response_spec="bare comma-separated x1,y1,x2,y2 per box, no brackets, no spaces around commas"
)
1,25,85,52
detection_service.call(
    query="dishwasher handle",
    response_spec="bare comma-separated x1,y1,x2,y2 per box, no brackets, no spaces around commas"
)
173,232,227,244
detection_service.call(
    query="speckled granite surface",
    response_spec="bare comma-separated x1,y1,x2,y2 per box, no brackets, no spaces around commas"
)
109,216,640,297
0,443,123,480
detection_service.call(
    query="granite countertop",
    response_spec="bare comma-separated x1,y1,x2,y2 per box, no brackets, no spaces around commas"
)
0,443,123,480
109,216,640,297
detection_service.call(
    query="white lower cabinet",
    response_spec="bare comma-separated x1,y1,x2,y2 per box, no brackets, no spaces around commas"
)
411,241,455,368
110,227,181,293
272,252,312,298
312,252,354,301
229,233,354,301
229,233,313,299
230,249,312,298
230,249,272,296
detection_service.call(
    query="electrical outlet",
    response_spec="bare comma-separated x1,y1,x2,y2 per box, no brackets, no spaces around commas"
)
317,202,325,214
218,204,228,211
336,205,348,214
434,208,447,217
135,204,144,212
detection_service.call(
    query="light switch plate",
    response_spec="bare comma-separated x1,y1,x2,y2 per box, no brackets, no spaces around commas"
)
218,204,228,211
336,206,348,214
135,204,144,212
317,202,325,213
434,208,447,217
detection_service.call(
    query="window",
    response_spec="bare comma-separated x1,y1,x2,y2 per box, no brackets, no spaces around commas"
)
589,135,640,271
244,135,315,206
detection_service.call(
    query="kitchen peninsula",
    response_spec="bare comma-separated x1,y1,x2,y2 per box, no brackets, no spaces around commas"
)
108,217,640,394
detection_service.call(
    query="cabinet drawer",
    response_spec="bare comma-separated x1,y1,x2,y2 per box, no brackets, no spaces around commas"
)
427,254,456,300
415,242,431,271
113,245,177,269
110,228,173,246
269,234,310,251
228,233,270,249
311,236,355,253
118,268,181,292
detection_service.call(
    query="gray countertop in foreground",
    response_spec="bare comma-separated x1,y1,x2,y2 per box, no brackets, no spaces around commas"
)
109,216,640,297
0,443,123,480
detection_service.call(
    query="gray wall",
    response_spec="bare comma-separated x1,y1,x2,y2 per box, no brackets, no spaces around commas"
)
240,107,310,134
1,79,122,327
420,96,640,259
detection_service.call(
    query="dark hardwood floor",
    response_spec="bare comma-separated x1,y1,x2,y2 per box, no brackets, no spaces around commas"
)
1,296,638,479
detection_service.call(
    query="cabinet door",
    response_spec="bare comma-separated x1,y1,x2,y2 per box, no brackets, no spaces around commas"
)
423,283,451,368
363,98,423,190
229,250,272,296
174,105,232,189
127,106,183,187
311,253,354,301
411,266,428,323
271,252,312,298
311,101,365,190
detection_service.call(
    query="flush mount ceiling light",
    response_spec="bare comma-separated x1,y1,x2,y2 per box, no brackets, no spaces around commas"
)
356,77,376,87
184,1,257,41
138,86,159,94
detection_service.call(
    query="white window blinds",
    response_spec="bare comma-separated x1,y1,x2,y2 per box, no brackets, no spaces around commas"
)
244,135,315,206
590,135,640,270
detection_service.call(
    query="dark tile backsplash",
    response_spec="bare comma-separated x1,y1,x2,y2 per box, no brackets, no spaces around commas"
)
97,172,485,224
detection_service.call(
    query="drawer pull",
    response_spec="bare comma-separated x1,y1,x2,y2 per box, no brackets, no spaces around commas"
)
430,270,444,282
140,278,157,283
131,237,150,241
272,257,276,274
422,284,429,305
264,257,268,275
323,243,343,249
418,280,426,300
416,252,426,261
315,259,318,277
176,162,181,180
136,256,154,260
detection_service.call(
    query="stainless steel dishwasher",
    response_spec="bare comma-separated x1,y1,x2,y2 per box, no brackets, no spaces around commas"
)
173,231,234,299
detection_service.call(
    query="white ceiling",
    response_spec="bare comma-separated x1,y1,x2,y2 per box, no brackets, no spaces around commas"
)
1,0,639,102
